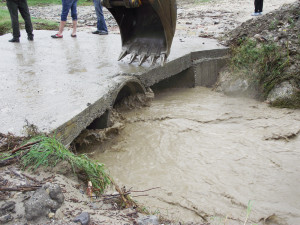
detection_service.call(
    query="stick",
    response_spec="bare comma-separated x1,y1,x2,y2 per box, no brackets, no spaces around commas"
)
0,185,41,192
11,141,40,154
0,156,18,167
21,173,41,184
131,187,160,193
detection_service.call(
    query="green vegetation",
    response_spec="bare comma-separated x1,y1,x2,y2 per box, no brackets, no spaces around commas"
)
230,38,293,98
269,19,278,30
7,135,111,194
194,0,211,4
0,8,58,35
0,8,12,35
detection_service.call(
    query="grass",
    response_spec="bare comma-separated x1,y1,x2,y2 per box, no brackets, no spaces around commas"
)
0,8,58,35
0,8,12,35
19,135,111,194
194,0,211,4
230,38,293,99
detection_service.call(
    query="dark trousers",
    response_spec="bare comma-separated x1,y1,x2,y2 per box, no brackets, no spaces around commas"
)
254,0,263,13
6,0,33,38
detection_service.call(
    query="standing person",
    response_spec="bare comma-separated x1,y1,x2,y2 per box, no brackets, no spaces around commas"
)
6,0,34,43
252,0,263,16
92,0,108,35
52,0,78,38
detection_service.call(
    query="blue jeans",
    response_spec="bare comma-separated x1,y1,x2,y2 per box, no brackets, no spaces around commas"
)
93,0,108,32
61,0,78,21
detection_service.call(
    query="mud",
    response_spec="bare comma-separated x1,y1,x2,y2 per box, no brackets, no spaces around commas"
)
79,87,300,224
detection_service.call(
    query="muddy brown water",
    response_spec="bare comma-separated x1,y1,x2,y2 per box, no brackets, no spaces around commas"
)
80,87,300,224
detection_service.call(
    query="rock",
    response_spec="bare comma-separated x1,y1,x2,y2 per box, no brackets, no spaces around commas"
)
137,215,159,225
48,212,55,219
267,81,295,102
215,70,255,97
0,201,15,216
0,214,13,224
24,183,64,221
73,212,90,225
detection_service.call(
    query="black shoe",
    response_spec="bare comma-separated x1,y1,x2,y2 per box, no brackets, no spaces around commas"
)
99,31,108,35
28,34,34,41
92,30,100,34
9,38,20,43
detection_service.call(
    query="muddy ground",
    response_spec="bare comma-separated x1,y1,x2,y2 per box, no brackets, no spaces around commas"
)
29,0,297,39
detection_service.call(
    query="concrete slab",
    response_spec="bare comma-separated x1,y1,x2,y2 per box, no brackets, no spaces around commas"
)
0,30,227,144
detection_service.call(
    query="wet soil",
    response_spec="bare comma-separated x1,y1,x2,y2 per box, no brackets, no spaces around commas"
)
27,0,297,38
79,87,300,224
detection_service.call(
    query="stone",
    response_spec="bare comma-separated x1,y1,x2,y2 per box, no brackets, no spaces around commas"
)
137,215,159,225
24,183,64,221
267,81,295,102
73,212,90,225
0,201,15,216
48,212,55,219
0,214,13,224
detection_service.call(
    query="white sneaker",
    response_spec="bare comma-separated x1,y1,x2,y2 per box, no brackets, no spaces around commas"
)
251,12,260,16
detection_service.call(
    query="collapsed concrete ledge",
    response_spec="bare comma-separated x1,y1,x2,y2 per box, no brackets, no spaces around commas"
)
0,30,228,145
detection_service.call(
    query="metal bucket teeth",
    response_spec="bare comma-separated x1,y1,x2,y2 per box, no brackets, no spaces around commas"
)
138,54,147,66
118,50,128,61
129,53,137,64
103,0,177,66
160,54,166,66
150,55,157,66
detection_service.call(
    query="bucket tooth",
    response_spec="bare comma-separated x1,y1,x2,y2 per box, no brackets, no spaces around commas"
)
138,54,147,66
118,50,128,61
129,53,137,64
103,0,177,65
150,55,156,65
160,54,166,66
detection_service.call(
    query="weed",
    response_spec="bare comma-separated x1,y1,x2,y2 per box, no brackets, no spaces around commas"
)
194,0,211,4
20,135,111,194
288,18,295,29
243,200,253,225
230,38,292,98
269,19,278,30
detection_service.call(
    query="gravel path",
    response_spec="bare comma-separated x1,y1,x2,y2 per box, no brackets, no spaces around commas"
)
29,0,297,38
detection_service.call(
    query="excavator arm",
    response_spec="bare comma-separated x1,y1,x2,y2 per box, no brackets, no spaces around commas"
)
101,0,177,65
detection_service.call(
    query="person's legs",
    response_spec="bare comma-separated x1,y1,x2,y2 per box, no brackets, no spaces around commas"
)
18,0,34,40
93,0,108,33
254,0,259,13
6,0,20,41
258,0,263,13
57,0,71,35
70,0,78,36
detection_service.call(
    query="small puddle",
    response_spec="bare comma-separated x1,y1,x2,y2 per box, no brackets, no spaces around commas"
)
78,87,300,224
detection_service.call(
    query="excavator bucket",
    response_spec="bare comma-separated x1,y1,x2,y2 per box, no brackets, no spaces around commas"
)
101,0,177,65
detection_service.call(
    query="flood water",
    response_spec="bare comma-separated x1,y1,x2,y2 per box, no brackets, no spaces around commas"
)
82,87,300,224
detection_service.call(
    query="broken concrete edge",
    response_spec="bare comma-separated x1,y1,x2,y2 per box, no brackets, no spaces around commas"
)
52,48,229,146
54,76,146,146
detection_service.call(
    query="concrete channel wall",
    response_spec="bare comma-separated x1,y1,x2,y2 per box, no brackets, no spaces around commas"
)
0,31,229,146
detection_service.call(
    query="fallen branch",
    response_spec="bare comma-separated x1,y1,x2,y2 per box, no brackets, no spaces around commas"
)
0,185,41,192
131,187,160,193
11,140,40,154
0,150,30,168
0,156,19,168
21,173,41,184
108,177,137,209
